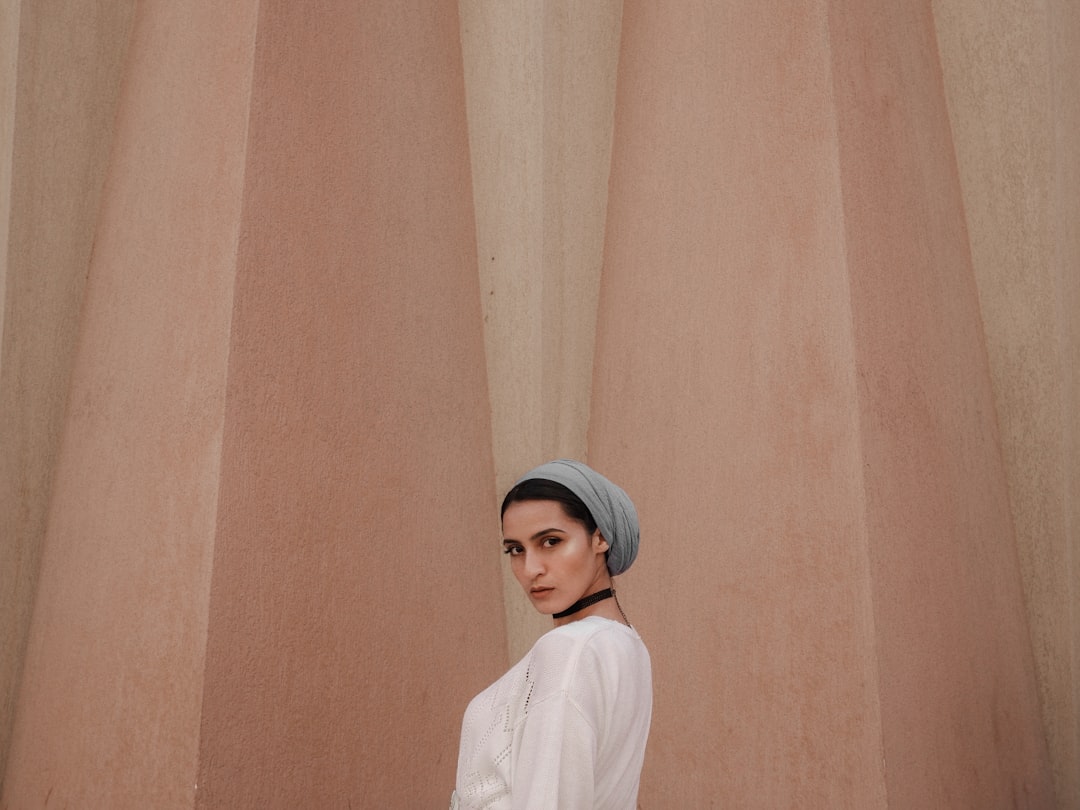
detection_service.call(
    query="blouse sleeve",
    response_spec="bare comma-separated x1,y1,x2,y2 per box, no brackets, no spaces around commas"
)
511,689,597,810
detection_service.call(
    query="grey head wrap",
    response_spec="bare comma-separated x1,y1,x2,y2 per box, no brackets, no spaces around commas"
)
513,458,639,576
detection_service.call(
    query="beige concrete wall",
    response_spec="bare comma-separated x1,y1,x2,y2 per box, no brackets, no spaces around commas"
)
460,0,622,661
933,2,1080,805
0,0,135,783
0,1,257,805
192,4,505,807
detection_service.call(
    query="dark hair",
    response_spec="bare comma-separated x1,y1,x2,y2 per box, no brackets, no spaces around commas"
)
500,478,598,534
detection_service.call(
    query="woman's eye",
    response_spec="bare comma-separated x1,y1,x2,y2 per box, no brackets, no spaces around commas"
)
503,546,523,556
542,536,561,548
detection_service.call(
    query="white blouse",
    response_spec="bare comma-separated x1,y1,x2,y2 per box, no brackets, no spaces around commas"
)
452,616,652,809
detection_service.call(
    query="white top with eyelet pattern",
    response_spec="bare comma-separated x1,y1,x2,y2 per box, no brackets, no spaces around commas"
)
452,616,652,810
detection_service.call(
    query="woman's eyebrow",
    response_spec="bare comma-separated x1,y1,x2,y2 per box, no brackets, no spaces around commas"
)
502,527,567,545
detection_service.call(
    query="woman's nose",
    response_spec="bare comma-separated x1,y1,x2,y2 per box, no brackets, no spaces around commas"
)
523,550,544,577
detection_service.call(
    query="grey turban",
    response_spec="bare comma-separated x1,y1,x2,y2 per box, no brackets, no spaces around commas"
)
514,458,640,576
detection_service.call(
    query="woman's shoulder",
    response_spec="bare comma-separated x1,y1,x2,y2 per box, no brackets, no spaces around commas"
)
538,615,640,644
528,618,648,673
523,618,651,715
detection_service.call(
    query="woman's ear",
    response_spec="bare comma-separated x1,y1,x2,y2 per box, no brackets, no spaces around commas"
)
593,530,610,554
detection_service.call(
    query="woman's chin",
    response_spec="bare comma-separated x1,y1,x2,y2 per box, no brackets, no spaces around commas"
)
527,588,560,612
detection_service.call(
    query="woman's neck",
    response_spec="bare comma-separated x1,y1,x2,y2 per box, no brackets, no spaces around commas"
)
553,582,628,627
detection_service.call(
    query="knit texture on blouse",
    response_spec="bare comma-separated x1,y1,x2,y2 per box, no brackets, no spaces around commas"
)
453,617,652,810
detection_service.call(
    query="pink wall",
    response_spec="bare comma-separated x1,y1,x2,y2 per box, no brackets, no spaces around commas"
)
2,2,258,805
1,0,1074,807
594,0,1053,806
3,2,507,808
0,0,134,784
193,3,505,807
934,1,1080,801
594,2,884,805
831,2,1052,804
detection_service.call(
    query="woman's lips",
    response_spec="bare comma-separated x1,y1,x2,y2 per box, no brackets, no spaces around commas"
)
530,587,554,598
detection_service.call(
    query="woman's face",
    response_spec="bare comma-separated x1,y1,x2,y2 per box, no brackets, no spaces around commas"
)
501,499,610,617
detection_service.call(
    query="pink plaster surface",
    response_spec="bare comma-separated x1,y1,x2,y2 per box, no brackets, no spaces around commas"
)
830,2,1054,805
192,4,505,808
596,2,884,806
1,2,259,807
593,0,1053,806
0,0,134,785
1,0,1068,806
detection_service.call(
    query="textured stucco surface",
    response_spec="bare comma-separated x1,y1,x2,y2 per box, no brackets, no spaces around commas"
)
192,4,506,807
595,3,886,805
592,0,1053,805
0,0,17,352
0,1,1075,806
933,2,1080,805
1054,6,1080,804
830,2,1053,805
0,0,135,784
1,1,256,805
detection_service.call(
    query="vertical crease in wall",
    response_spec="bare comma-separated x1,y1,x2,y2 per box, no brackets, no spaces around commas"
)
190,0,262,799
460,1,623,662
821,4,890,803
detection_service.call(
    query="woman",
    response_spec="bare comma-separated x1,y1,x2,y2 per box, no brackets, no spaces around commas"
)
451,459,652,809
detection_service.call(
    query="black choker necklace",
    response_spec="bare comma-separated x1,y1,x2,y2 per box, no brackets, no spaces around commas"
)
553,588,614,619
